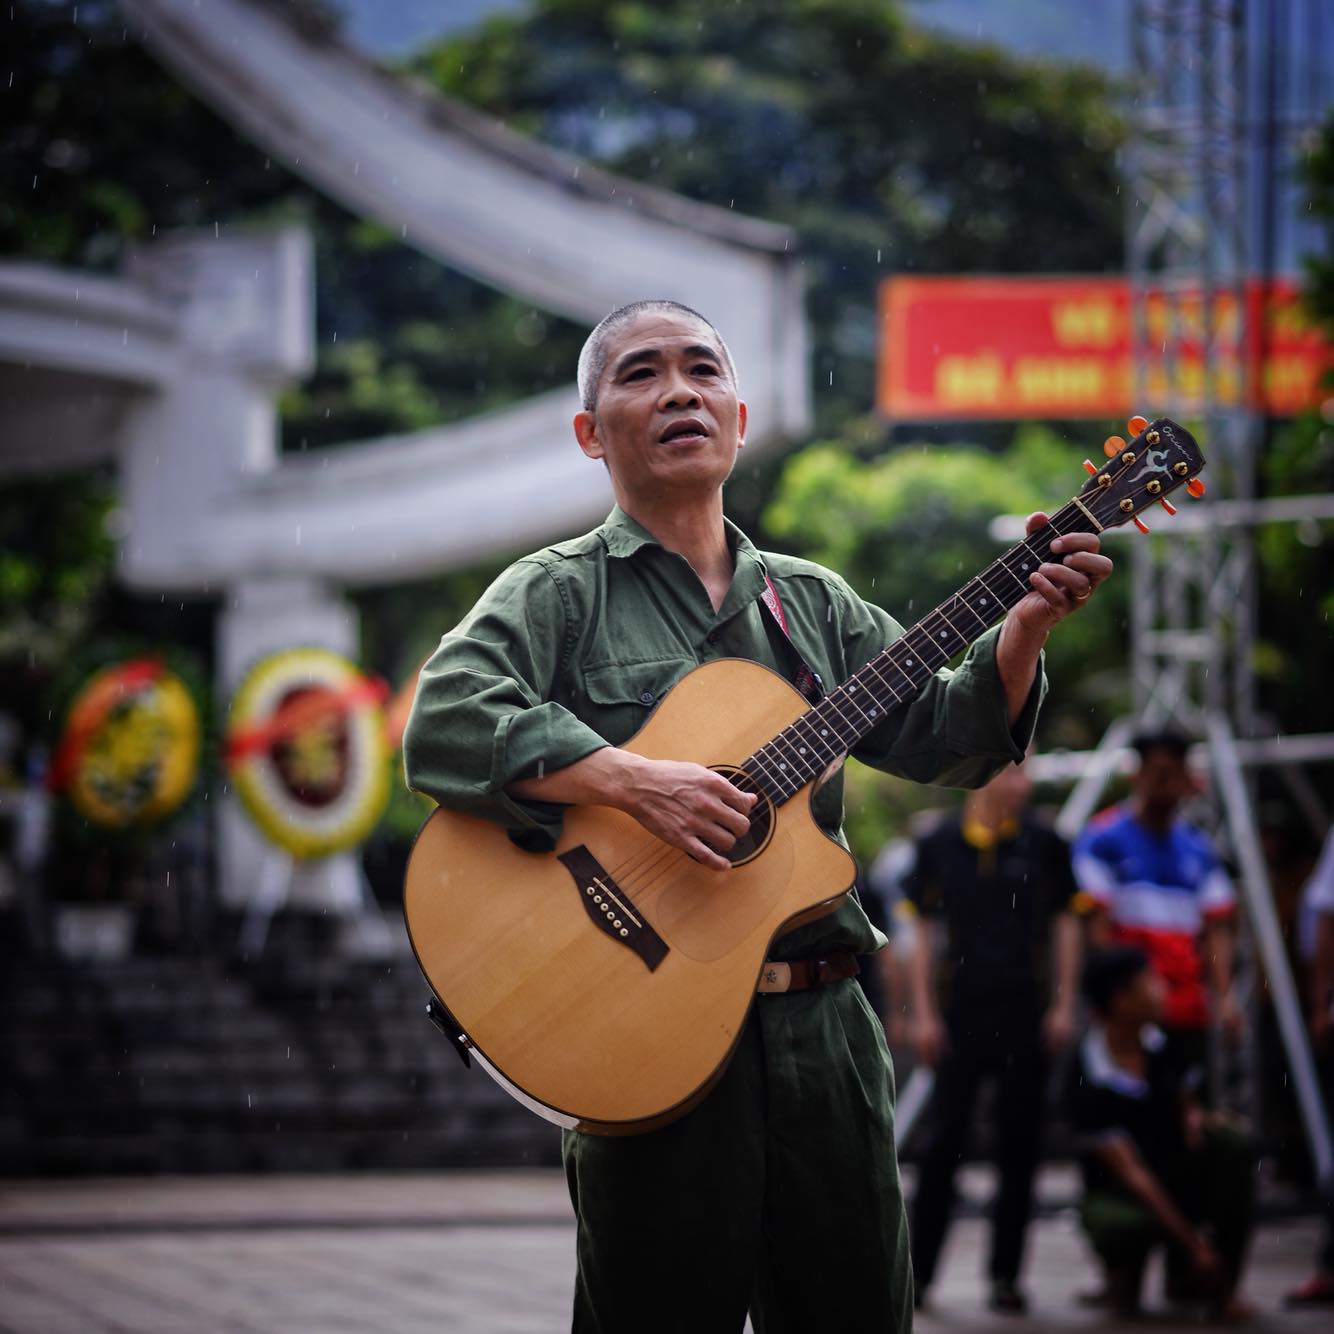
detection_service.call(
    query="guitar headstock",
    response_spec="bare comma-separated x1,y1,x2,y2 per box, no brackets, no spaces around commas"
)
1076,416,1205,535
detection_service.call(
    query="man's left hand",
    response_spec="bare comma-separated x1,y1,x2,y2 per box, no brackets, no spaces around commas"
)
1008,511,1114,636
1217,988,1246,1043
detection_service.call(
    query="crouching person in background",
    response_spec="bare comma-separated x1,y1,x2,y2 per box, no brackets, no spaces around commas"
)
1067,946,1257,1322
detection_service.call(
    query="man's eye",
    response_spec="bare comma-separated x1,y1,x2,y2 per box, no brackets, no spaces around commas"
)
693,364,718,375
626,367,653,380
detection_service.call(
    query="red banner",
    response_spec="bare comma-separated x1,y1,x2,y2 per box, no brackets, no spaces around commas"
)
877,275,1330,420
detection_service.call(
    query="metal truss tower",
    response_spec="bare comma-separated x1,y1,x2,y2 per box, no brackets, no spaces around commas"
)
1121,0,1333,1187
1126,0,1255,734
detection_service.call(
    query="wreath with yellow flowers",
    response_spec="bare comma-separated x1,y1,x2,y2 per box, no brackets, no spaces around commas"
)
225,647,391,860
49,654,203,830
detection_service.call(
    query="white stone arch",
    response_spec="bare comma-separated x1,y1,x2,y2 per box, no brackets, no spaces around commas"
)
1,0,811,915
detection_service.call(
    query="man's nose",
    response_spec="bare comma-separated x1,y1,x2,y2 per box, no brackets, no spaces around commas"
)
659,369,701,408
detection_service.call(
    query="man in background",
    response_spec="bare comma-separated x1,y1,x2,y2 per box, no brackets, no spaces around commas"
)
894,760,1082,1314
1286,826,1334,1306
1069,946,1255,1321
1072,727,1242,1090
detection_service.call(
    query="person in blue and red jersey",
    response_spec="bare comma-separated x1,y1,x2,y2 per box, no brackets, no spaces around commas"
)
1072,727,1243,1093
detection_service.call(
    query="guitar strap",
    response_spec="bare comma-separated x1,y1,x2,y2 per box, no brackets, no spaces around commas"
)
758,573,825,705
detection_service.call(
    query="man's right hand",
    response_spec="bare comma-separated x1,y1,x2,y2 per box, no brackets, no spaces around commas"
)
911,1010,947,1068
616,754,759,872
508,746,758,872
1183,1232,1225,1288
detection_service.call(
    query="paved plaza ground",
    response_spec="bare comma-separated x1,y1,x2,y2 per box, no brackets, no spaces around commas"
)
0,1167,1327,1333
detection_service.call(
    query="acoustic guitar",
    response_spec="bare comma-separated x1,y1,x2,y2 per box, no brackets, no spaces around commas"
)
404,417,1205,1134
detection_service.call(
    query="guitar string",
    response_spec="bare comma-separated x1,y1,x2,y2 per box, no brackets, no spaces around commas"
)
606,498,1113,904
611,506,1090,903
617,578,1011,903
610,530,1050,899
602,502,1101,905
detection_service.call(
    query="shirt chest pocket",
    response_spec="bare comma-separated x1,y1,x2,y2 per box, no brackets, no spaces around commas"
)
580,657,694,747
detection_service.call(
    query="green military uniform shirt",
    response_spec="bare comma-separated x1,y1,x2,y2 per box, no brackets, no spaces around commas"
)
403,505,1044,961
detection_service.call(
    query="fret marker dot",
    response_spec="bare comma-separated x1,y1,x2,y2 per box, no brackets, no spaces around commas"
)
799,747,807,755
939,631,947,639
779,763,787,770
980,596,988,605
870,708,878,717
1022,562,1030,570
821,729,828,737
906,659,913,667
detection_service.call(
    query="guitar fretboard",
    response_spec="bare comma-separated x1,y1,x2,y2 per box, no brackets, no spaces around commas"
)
740,500,1092,804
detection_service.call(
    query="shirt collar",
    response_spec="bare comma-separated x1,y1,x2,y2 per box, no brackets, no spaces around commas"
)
598,505,662,558
1080,1023,1166,1098
961,816,1020,851
597,505,769,615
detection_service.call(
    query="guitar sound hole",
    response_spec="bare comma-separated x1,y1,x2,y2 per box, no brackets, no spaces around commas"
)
710,765,774,867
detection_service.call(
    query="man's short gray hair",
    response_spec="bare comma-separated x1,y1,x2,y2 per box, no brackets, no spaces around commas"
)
576,300,737,412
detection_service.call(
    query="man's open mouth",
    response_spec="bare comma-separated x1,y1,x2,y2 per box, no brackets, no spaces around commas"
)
659,418,709,444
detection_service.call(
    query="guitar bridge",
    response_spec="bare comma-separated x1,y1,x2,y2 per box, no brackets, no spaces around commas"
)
557,846,668,972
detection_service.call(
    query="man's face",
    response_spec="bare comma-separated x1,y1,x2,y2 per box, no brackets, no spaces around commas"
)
983,762,1033,817
573,311,747,505
1113,966,1166,1027
1131,745,1194,820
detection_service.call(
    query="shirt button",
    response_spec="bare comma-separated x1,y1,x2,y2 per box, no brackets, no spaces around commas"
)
639,691,655,705
706,630,720,644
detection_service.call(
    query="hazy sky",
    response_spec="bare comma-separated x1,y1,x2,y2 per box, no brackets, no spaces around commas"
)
328,0,1128,69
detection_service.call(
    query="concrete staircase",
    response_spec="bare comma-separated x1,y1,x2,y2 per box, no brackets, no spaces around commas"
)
0,927,561,1176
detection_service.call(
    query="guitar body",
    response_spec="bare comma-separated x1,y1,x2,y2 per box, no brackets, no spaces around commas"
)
403,657,856,1135
403,415,1207,1137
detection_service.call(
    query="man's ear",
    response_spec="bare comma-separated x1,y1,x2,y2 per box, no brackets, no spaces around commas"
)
736,400,748,450
574,410,603,461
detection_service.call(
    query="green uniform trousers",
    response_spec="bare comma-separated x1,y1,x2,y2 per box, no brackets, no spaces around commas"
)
562,978,913,1333
1080,1124,1256,1293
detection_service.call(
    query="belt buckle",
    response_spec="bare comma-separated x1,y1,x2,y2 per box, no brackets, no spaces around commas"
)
757,961,792,994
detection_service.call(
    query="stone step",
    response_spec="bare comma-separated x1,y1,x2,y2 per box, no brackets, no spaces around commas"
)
2,951,549,1176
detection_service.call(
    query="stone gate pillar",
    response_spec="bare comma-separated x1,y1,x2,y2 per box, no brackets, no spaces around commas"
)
119,229,369,916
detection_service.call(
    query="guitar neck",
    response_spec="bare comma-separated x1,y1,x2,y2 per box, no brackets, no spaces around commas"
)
742,498,1095,805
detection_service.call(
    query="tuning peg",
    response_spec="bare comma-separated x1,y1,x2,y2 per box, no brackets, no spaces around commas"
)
1159,498,1178,515
1127,414,1149,436
1133,516,1151,534
1186,478,1206,498
1082,459,1098,475
1103,435,1126,457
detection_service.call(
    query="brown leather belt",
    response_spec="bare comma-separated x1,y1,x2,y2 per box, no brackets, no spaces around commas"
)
756,951,860,995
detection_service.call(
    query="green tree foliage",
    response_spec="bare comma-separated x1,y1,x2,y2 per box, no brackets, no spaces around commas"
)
1255,109,1334,738
419,0,1125,430
1,0,586,452
0,471,117,736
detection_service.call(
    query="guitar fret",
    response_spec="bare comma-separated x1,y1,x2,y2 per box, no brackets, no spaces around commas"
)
860,658,911,705
929,605,967,648
816,697,861,749
829,682,880,731
783,714,831,766
789,711,841,766
841,678,893,728
906,624,949,669
757,740,801,788
950,589,992,634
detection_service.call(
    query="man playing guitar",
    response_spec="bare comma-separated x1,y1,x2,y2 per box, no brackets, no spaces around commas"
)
402,299,1110,1330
